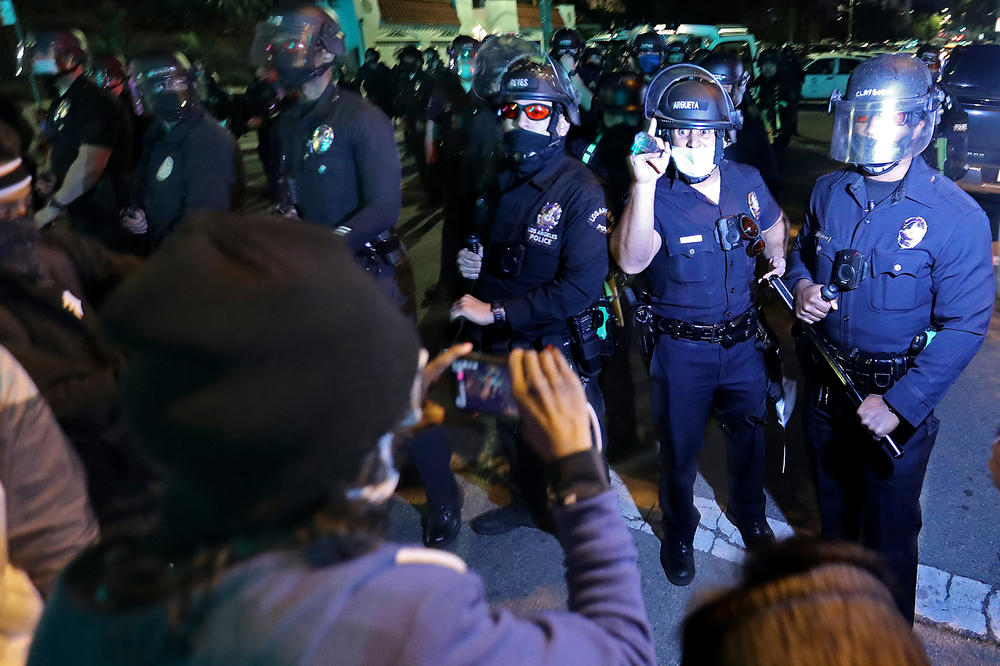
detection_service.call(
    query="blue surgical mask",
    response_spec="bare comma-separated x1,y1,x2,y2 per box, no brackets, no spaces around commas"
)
637,53,662,75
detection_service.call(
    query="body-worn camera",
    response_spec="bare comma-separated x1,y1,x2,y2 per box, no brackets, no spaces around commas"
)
715,213,765,255
489,242,526,278
831,249,866,292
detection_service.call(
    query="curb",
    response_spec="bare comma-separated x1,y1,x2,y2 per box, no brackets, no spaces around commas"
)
608,471,1000,644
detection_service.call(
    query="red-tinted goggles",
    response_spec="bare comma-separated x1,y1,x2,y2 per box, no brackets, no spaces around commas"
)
501,102,553,121
854,111,908,126
736,214,766,257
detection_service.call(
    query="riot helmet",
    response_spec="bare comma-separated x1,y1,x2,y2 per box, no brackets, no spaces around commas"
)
915,44,941,77
697,51,750,107
91,53,127,93
17,28,88,79
596,70,643,129
364,48,380,65
128,51,201,122
250,4,346,89
580,45,604,69
449,36,479,82
645,64,743,181
424,47,442,69
549,28,584,62
473,35,580,168
397,45,422,74
629,31,664,76
664,40,687,66
828,53,941,175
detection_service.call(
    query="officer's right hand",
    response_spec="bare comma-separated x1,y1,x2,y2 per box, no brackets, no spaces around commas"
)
120,208,148,235
628,118,670,186
509,348,592,462
794,280,838,324
456,245,483,280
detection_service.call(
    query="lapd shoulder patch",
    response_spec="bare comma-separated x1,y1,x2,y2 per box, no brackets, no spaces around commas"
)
587,206,611,235
309,125,335,154
155,156,174,182
747,191,761,219
395,547,467,574
898,216,927,249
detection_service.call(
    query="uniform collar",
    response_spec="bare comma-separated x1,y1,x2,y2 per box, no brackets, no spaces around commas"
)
158,106,207,144
835,158,936,211
663,159,729,196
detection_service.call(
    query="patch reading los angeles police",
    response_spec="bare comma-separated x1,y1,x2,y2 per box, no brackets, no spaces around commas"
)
587,206,611,235
898,216,927,249
155,156,174,181
527,202,562,247
309,125,335,154
747,191,761,219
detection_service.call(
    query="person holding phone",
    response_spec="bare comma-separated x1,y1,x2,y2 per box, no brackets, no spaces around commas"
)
450,37,611,536
611,64,788,587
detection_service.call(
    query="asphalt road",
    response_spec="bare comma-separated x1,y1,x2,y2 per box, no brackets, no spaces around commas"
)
238,106,1000,663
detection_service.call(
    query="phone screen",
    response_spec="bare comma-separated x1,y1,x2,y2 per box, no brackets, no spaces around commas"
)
451,353,519,418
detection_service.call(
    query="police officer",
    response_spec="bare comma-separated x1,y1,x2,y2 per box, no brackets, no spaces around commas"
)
393,45,433,188
451,37,611,535
19,28,132,250
698,51,782,199
785,54,994,623
250,4,409,309
423,36,501,301
916,45,968,183
357,48,394,115
611,64,788,586
123,51,244,250
629,31,666,83
423,47,447,81
549,28,597,145
577,44,605,92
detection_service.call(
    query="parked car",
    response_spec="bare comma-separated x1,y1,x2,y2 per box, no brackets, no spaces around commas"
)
940,43,1000,201
799,53,865,100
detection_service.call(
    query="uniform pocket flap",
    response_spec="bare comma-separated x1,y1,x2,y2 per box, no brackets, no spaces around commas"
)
666,234,716,257
871,249,923,277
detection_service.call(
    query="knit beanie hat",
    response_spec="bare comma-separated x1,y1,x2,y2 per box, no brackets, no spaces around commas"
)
101,212,421,539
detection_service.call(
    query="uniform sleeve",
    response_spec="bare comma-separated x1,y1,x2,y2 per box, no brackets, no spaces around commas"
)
784,183,821,289
884,208,994,426
343,112,402,252
182,123,244,217
76,95,118,149
751,169,781,232
503,191,610,333
398,490,655,666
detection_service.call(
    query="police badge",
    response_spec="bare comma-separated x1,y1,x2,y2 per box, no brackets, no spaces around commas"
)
897,216,927,250
536,202,562,231
747,191,761,219
155,156,174,181
54,98,71,122
309,125,335,154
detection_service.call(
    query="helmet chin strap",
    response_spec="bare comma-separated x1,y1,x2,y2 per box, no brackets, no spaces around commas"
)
859,161,899,176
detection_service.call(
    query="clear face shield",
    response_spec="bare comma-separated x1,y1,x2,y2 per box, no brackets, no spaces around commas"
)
249,17,322,72
129,69,195,119
16,38,57,77
829,91,940,166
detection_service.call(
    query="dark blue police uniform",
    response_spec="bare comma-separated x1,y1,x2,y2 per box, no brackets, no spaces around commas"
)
474,153,611,517
134,107,244,248
643,159,781,545
785,156,994,622
275,82,407,308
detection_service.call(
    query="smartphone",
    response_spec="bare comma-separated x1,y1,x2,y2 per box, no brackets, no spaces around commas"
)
451,353,519,418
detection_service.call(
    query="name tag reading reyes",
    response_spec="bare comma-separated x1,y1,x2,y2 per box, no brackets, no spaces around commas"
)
679,235,703,244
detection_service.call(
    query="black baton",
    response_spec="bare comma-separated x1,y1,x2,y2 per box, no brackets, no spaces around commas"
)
768,276,903,459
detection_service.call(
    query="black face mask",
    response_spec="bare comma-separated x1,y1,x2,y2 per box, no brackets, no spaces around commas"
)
502,129,562,175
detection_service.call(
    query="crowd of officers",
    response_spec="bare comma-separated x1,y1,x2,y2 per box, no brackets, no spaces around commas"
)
9,2,995,656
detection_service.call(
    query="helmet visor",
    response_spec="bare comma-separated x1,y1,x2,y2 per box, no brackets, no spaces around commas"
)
472,34,541,104
830,95,936,165
250,18,321,70
16,38,57,77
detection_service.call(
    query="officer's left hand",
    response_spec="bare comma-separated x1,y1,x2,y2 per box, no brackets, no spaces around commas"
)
857,394,900,438
759,255,786,282
449,295,493,326
33,205,59,229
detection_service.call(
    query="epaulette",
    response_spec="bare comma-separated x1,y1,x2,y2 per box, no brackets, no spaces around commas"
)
395,547,468,574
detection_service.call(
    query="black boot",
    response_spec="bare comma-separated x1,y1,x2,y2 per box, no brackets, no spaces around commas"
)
727,510,776,551
660,538,695,586
423,503,461,548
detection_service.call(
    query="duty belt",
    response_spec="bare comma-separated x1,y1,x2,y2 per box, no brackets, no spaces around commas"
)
652,306,758,348
827,343,915,391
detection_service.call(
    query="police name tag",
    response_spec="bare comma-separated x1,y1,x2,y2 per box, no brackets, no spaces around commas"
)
680,234,703,244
